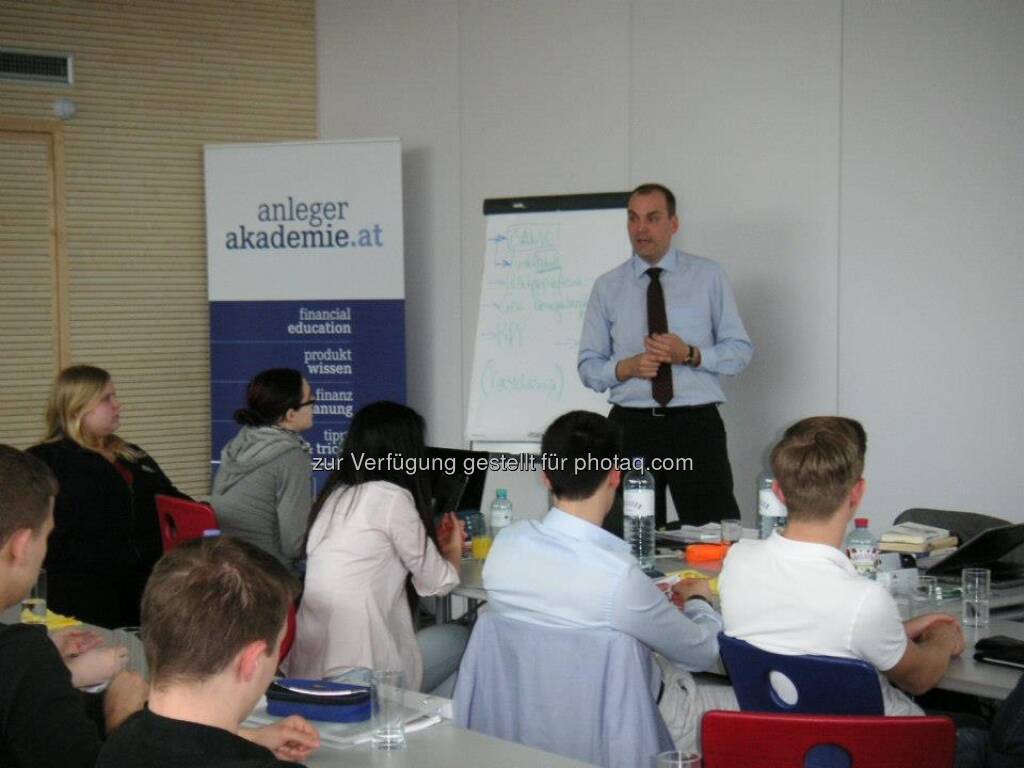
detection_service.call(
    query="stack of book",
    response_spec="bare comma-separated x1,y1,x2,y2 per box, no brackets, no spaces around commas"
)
878,522,958,557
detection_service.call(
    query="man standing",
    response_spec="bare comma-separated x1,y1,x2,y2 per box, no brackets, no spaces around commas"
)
578,183,752,527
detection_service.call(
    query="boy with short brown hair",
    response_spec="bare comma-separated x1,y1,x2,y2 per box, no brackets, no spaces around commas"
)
97,536,320,768
719,416,963,716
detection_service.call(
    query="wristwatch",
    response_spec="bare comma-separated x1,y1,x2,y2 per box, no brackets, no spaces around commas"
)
684,346,699,366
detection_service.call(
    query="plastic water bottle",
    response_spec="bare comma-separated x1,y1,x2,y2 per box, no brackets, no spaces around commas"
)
757,470,787,539
489,488,513,541
845,518,879,579
623,465,656,571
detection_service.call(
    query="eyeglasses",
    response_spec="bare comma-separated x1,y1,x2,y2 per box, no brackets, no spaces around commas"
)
297,399,316,408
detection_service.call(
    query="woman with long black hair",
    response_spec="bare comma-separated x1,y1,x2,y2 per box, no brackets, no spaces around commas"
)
285,401,465,692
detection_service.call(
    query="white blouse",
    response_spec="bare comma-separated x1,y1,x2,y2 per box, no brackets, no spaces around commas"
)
285,481,459,690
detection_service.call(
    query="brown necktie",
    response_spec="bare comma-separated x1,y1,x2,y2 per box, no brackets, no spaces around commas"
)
646,268,674,406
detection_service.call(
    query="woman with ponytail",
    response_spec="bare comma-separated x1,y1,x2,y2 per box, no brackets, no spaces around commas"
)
28,365,186,627
211,368,314,574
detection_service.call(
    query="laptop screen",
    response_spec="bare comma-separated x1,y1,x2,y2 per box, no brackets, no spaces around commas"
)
426,446,489,519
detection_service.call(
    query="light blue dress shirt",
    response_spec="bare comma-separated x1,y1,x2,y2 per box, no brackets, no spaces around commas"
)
578,249,753,407
454,611,676,767
483,507,723,671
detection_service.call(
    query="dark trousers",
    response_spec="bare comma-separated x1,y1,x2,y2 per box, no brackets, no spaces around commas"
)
607,403,740,530
987,673,1024,767
947,673,1024,768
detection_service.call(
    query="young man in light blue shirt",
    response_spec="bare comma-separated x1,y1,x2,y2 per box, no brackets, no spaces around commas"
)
483,410,722,672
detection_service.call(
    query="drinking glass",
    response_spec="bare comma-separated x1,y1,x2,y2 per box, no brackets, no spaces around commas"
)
462,511,487,559
961,568,991,627
21,568,47,624
113,627,147,677
471,514,492,560
878,572,909,620
326,666,372,687
656,751,701,768
371,669,406,750
720,519,742,544
911,575,938,617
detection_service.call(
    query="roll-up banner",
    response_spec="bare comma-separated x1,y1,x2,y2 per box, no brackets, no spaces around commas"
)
204,139,405,489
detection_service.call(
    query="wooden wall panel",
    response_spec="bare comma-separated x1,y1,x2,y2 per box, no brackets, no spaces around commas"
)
0,0,317,493
0,131,58,448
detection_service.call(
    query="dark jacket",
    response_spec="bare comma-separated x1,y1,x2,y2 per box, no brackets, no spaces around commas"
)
0,622,104,768
27,438,186,626
97,708,301,768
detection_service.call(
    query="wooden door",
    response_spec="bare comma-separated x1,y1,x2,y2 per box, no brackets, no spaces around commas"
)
0,121,68,448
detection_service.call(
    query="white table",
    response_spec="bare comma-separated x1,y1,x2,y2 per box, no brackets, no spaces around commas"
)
448,554,1024,700
253,688,591,768
938,618,1024,699
452,557,487,602
302,721,592,767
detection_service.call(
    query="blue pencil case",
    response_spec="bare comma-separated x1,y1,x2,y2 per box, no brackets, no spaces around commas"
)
266,678,371,723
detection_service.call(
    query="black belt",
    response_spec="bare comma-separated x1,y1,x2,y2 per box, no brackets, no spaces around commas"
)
612,403,718,418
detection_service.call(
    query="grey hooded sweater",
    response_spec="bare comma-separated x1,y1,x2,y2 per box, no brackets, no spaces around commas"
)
210,426,312,572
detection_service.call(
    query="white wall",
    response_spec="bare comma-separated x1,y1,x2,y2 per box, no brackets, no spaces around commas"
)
317,0,463,449
631,0,842,519
318,0,1024,528
839,0,1024,523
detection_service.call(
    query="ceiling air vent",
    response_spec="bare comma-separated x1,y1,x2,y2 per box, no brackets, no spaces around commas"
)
0,49,74,85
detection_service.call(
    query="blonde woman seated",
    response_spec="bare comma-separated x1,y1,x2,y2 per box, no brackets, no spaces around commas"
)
28,366,186,628
286,402,467,693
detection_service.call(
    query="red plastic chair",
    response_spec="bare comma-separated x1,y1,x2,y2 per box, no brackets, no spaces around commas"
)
155,495,297,665
279,603,297,664
155,494,219,552
701,710,956,768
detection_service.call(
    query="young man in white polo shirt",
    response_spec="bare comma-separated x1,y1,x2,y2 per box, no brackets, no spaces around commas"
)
718,416,963,716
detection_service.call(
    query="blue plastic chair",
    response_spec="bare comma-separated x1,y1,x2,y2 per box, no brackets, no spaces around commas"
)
718,632,885,715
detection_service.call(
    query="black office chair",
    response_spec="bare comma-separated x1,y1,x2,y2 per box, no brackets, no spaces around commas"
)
895,508,1008,542
895,508,1024,566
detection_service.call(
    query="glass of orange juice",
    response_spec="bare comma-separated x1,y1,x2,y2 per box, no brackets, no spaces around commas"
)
472,534,492,560
471,515,492,560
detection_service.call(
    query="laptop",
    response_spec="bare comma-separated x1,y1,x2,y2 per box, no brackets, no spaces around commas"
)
426,446,489,518
925,522,1024,581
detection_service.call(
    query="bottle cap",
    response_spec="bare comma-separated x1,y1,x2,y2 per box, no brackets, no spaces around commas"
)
496,488,508,499
854,518,869,528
